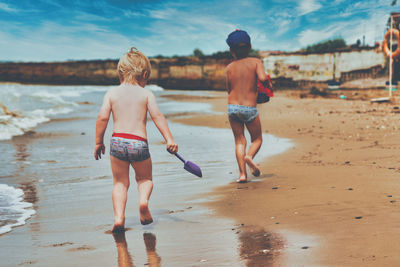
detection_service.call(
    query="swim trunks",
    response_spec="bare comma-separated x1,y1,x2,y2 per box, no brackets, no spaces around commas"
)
228,104,258,123
110,133,150,163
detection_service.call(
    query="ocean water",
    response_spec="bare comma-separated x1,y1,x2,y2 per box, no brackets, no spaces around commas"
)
0,83,292,266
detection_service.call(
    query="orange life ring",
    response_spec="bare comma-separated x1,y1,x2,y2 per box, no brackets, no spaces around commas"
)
382,28,400,58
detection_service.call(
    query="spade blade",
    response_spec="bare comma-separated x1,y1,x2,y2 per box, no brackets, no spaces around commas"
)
184,161,202,177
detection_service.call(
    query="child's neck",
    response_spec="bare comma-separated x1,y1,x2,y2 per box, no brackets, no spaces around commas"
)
122,79,147,88
122,81,138,87
234,55,248,60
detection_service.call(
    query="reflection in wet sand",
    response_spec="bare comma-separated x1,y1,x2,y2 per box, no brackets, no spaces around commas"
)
112,231,135,267
143,233,161,267
112,232,161,267
238,226,284,266
11,136,38,204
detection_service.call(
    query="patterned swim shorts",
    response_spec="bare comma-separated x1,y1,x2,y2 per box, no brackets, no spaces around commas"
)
110,133,150,163
228,104,258,123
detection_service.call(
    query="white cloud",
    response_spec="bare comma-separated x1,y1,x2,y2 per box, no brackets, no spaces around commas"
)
142,7,237,55
296,7,389,50
0,22,134,61
297,0,322,16
0,3,18,12
124,10,146,18
298,28,336,47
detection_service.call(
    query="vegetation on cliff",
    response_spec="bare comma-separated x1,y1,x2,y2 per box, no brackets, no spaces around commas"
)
153,48,260,60
305,38,347,53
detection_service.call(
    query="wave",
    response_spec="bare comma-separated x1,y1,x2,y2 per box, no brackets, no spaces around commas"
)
0,184,36,236
145,84,164,91
0,103,73,140
0,83,164,140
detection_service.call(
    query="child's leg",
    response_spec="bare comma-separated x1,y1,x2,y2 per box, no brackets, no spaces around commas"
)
110,155,131,232
245,116,262,176
131,157,153,225
229,118,247,182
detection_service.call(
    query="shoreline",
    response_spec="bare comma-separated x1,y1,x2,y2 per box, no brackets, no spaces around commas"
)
168,89,400,266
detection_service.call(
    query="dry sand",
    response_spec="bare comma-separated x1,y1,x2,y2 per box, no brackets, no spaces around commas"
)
168,89,400,266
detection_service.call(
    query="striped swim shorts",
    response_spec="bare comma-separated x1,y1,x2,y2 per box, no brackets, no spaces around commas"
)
110,133,150,163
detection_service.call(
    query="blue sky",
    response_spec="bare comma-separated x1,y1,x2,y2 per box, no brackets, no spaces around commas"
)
0,0,398,62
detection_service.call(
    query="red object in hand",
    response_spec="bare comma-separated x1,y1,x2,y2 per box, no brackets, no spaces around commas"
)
257,75,274,97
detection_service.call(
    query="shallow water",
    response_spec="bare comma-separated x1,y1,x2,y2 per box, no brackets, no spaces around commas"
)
0,84,292,266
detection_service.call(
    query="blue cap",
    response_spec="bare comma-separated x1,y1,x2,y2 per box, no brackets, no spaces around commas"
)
226,30,251,48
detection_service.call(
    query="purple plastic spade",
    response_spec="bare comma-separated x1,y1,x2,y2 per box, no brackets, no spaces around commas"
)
173,152,202,178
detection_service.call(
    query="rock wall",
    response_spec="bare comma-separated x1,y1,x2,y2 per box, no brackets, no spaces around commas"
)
0,58,229,90
0,48,389,90
263,47,388,88
0,60,120,85
150,58,229,90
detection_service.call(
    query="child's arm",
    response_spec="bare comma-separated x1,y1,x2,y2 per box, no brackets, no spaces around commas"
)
225,65,232,94
147,91,178,153
94,91,112,160
255,59,272,87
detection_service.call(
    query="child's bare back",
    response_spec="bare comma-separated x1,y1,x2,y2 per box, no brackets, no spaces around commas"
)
104,84,154,139
226,57,267,107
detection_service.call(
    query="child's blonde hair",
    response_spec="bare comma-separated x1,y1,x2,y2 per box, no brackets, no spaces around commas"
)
117,47,151,84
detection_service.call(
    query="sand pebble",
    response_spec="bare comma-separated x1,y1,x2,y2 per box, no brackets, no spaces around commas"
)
261,249,270,254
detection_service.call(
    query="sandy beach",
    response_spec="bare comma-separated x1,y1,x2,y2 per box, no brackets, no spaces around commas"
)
1,85,295,267
1,83,399,266
170,88,400,266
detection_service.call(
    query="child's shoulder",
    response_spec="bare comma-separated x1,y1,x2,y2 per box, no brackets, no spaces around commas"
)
227,57,262,69
246,57,263,64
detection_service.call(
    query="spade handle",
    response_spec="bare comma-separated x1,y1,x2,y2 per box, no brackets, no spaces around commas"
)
174,153,186,163
167,149,186,163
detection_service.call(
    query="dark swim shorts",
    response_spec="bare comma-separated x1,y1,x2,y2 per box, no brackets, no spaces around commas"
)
110,133,150,163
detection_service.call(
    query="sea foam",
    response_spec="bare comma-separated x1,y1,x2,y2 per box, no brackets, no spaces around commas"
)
0,184,36,235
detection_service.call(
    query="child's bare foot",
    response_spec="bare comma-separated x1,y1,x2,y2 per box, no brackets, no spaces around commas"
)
139,203,153,225
236,176,247,183
112,223,125,233
112,217,125,232
244,155,260,177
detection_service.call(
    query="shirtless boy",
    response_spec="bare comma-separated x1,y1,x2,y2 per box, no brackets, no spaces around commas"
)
94,47,178,232
225,30,270,183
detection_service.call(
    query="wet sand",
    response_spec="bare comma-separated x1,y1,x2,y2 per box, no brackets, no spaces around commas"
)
170,89,400,266
2,88,280,267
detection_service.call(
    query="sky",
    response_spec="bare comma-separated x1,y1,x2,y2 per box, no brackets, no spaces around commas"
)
0,0,399,62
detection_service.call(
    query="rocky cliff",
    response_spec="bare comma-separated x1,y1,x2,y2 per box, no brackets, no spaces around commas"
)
0,57,230,90
0,49,388,90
